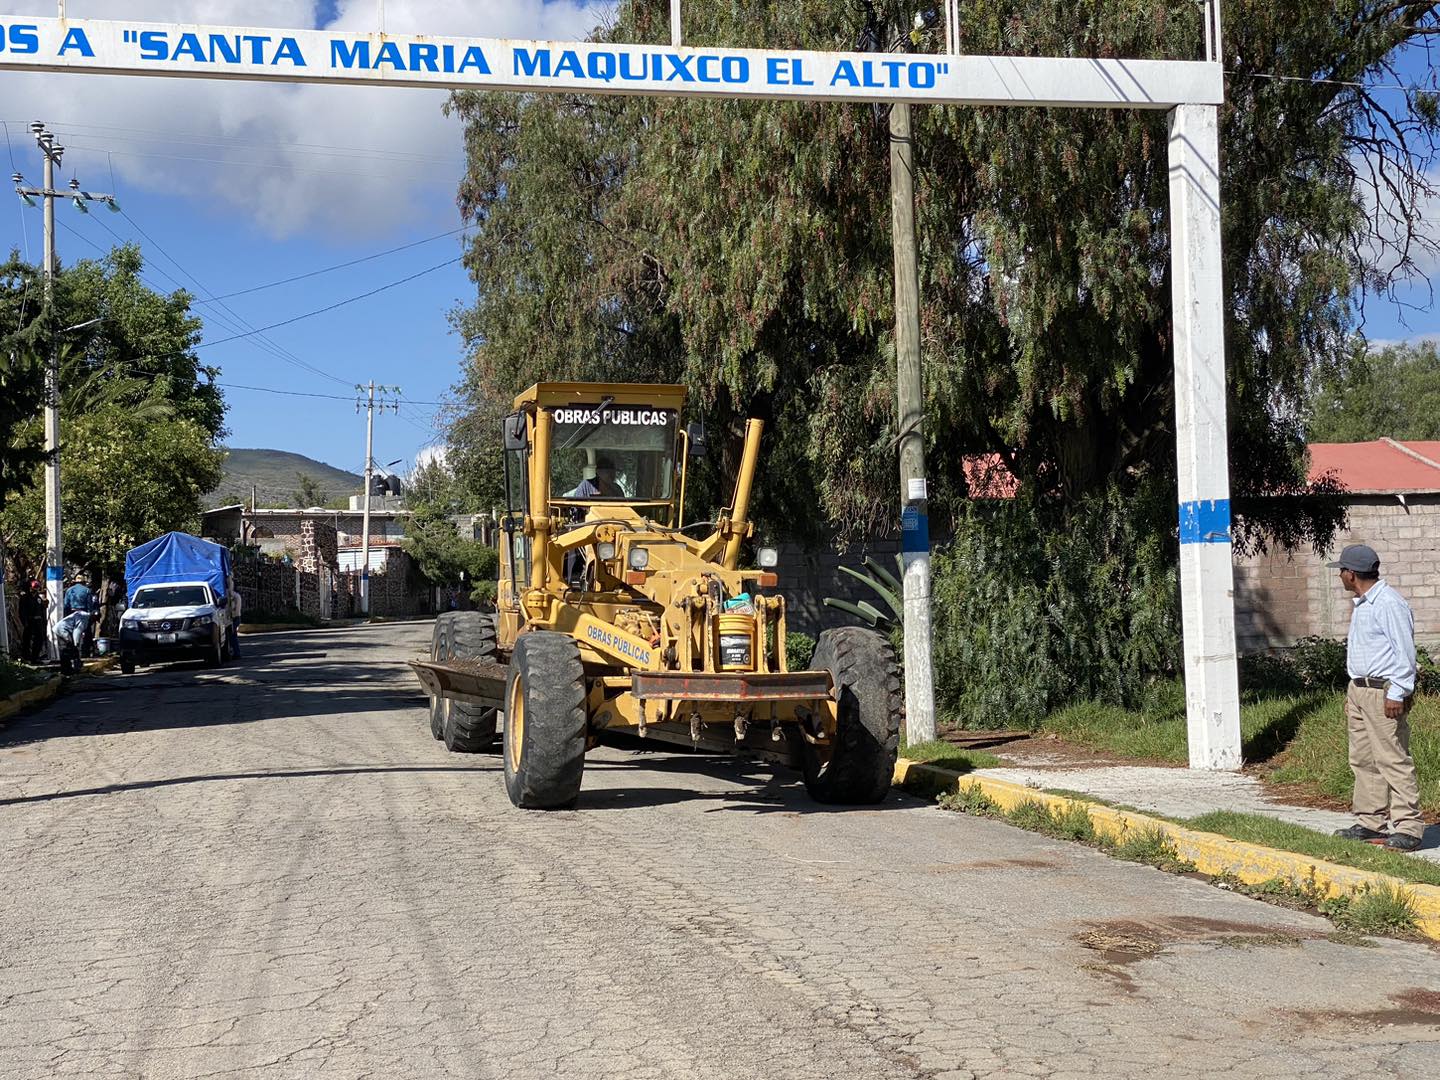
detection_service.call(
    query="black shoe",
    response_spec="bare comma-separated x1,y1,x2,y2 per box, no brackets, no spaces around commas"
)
1334,824,1387,841
1385,833,1422,852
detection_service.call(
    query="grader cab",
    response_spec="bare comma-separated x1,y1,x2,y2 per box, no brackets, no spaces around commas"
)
411,382,901,809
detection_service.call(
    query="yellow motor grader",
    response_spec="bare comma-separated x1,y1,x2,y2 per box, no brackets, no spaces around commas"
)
410,382,901,809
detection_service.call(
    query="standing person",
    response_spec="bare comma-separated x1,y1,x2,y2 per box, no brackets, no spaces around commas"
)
18,580,44,662
1328,544,1423,852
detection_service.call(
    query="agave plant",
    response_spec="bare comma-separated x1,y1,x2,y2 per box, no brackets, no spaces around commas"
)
822,554,903,630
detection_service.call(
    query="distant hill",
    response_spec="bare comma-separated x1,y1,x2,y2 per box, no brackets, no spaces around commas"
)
208,449,364,509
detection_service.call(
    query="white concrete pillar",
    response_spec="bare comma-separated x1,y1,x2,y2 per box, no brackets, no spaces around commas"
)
1168,103,1242,770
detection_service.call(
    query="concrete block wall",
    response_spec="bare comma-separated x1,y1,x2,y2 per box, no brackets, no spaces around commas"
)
1234,495,1440,651
774,540,905,638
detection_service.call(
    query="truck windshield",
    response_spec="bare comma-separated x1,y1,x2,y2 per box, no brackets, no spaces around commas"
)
549,405,677,503
132,586,210,608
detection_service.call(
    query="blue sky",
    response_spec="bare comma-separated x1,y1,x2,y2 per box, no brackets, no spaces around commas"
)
1,3,1436,485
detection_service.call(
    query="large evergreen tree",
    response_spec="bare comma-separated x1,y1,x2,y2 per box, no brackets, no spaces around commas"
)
447,1,1437,543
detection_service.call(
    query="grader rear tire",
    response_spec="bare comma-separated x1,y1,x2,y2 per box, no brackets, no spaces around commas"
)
503,632,587,809
800,627,902,805
428,613,455,740
442,612,502,753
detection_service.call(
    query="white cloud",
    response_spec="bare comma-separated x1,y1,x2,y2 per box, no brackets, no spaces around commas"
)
3,1,606,237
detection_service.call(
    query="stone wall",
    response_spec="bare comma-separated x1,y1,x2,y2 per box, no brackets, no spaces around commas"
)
364,549,433,618
233,559,299,620
1234,495,1440,651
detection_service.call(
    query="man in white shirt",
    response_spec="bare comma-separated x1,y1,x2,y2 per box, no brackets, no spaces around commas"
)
1328,544,1423,852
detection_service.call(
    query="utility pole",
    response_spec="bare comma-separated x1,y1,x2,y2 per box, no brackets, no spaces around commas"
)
13,122,116,659
356,383,400,616
889,98,936,747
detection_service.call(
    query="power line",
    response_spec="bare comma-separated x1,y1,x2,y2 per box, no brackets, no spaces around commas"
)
1226,70,1437,93
115,206,353,386
219,381,446,405
195,257,463,349
198,227,468,303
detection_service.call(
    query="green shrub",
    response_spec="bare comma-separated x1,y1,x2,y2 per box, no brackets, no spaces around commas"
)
785,631,816,670
1418,646,1440,697
930,485,1181,730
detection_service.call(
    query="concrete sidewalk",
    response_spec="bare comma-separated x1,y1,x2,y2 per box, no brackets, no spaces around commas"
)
975,760,1440,864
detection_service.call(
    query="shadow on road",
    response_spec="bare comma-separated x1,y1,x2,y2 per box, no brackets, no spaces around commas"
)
0,764,497,807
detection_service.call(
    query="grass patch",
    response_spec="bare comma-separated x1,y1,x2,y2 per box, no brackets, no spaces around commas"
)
1320,882,1419,936
1184,810,1440,887
901,738,1002,774
936,782,1001,816
0,656,46,698
1031,678,1440,814
1113,826,1196,873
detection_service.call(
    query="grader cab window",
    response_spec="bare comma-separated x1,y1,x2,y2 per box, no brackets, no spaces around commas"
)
549,406,677,504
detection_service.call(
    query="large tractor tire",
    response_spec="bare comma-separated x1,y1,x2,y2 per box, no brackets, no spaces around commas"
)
503,632,587,809
428,613,455,740
800,627,902,805
441,612,502,753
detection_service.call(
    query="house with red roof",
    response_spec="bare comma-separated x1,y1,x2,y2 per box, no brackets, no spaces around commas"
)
1234,439,1440,651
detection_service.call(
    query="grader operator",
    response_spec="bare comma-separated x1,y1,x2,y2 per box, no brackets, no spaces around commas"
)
411,383,902,809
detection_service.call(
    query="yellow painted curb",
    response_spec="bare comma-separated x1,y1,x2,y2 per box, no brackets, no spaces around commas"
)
895,757,1440,941
0,676,62,723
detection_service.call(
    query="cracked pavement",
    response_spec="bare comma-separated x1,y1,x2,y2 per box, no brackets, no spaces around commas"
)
2,620,1439,1079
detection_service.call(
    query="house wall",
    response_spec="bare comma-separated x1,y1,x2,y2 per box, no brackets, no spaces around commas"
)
1234,495,1440,651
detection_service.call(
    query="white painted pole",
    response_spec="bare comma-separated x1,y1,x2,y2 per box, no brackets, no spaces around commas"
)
1167,103,1241,770
360,381,375,616
670,0,682,47
889,100,936,747
40,129,63,661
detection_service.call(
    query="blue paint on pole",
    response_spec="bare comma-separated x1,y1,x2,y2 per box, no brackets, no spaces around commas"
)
45,565,63,582
901,505,930,554
1178,499,1231,545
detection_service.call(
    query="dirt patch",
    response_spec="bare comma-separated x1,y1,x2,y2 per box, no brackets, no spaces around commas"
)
1292,988,1440,1031
942,730,1177,769
939,857,1062,871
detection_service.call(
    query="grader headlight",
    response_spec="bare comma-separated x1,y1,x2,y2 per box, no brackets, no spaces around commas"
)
628,546,650,571
596,541,616,561
757,546,779,569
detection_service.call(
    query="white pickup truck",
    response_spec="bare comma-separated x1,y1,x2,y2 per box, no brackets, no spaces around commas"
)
118,580,238,674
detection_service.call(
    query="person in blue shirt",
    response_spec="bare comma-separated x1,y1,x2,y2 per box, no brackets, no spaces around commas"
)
61,574,98,658
1328,544,1423,852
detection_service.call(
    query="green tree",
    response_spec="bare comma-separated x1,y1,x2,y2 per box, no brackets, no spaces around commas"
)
2,407,224,576
292,471,323,508
1,245,228,579
444,2,1437,716
447,1,1434,543
1306,339,1440,442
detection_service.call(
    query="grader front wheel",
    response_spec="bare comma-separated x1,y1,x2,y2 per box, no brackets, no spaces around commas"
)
800,627,902,805
503,632,588,809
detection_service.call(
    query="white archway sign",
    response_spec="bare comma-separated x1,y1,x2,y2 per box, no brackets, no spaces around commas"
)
0,5,1242,769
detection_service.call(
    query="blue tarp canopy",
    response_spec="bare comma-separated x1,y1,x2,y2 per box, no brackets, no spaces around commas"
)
124,532,231,605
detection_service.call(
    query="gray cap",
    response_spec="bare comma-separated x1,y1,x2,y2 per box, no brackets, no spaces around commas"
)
1327,543,1380,573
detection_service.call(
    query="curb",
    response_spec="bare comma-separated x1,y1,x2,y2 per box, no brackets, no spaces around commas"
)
0,676,62,724
894,758,1440,941
238,623,322,634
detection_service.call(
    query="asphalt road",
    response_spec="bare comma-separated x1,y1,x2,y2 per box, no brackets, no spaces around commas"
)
3,621,1439,1079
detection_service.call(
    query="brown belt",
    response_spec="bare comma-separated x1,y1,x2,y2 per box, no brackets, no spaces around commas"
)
1351,677,1388,690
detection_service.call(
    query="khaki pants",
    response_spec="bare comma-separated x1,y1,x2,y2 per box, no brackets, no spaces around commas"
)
1347,683,1422,839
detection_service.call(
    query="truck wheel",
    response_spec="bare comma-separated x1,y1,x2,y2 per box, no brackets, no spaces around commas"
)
503,632,587,809
799,627,902,805
120,656,136,675
204,635,224,668
429,613,455,740
441,612,501,753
